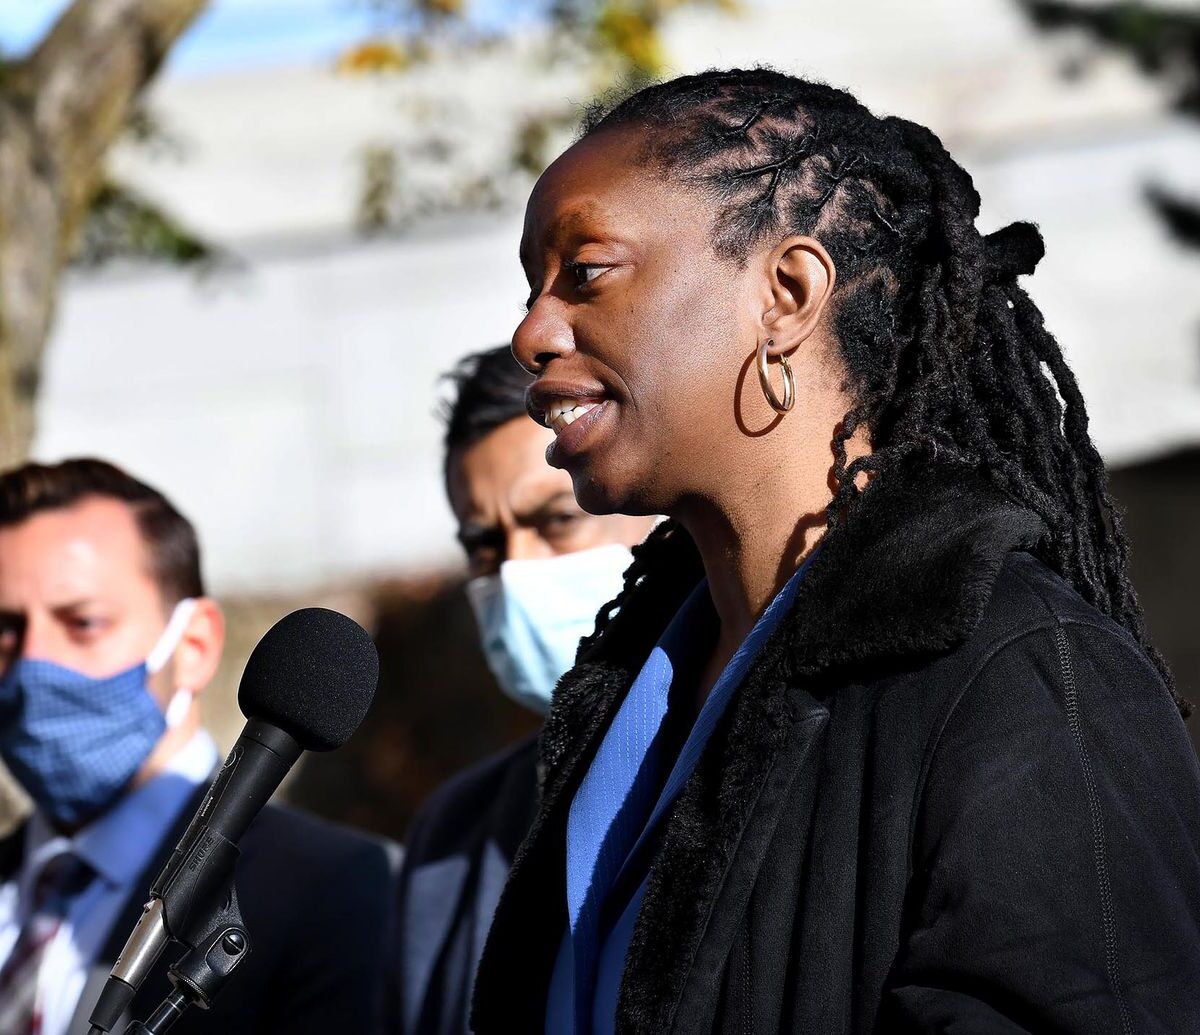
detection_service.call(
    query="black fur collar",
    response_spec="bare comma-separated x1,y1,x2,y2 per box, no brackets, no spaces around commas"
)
472,464,1047,1033
541,463,1047,772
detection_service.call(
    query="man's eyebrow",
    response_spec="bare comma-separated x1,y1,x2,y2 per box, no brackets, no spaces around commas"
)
48,597,103,612
519,491,579,518
456,523,502,547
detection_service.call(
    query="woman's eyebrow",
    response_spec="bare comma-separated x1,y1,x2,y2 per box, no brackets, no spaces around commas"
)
519,204,627,270
559,206,596,236
549,202,608,243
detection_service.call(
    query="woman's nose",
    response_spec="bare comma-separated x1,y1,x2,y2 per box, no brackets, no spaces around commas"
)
512,301,574,374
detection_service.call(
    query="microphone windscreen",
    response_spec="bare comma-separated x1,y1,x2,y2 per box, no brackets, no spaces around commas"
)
238,607,379,752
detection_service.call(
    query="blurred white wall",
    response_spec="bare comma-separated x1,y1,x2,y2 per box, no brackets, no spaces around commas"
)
32,0,1200,593
39,220,528,592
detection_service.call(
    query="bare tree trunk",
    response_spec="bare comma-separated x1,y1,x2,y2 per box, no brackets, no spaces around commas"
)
0,0,207,468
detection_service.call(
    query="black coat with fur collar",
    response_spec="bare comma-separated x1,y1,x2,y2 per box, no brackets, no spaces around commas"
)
471,467,1200,1034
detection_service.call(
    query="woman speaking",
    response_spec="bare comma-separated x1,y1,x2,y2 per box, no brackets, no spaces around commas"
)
472,69,1200,1033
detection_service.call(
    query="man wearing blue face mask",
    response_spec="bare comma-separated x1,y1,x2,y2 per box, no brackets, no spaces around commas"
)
390,346,655,1035
0,459,395,1035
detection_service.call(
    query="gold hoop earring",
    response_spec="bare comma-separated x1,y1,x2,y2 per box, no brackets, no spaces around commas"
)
757,339,795,414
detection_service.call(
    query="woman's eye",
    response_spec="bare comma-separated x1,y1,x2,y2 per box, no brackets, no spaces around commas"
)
566,262,608,290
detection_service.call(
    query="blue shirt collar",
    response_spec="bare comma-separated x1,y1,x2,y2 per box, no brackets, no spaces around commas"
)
25,730,219,887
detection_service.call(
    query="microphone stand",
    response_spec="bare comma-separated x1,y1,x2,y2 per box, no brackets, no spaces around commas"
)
90,730,290,1033
89,876,253,1035
123,885,251,1034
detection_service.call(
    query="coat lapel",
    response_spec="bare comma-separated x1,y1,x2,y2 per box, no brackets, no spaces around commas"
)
625,679,830,1033
66,780,212,1034
471,662,643,1032
473,529,705,1033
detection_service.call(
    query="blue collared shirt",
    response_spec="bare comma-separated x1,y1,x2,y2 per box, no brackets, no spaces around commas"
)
0,731,218,1035
546,556,813,1034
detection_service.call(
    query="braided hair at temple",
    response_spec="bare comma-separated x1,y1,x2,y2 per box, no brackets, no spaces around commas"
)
570,68,1179,708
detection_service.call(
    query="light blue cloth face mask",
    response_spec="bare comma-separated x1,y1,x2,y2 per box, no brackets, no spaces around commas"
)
467,545,632,716
0,599,197,826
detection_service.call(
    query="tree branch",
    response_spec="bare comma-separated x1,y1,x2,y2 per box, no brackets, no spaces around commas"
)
28,0,209,250
0,0,207,465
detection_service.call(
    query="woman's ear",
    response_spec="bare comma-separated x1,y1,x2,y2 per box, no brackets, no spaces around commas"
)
761,236,836,358
171,598,225,700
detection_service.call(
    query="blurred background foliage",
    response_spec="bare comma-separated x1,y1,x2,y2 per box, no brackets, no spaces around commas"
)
75,105,217,269
1020,1,1200,249
338,0,740,233
0,0,208,469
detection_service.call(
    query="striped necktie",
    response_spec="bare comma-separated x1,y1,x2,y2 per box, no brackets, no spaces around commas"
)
0,850,96,1035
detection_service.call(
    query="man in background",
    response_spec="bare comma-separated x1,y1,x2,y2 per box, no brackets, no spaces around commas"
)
0,458,394,1035
391,345,656,1034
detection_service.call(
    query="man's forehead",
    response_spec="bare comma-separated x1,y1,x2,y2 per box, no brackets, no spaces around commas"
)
448,425,574,524
0,496,155,598
452,460,575,522
22,495,142,544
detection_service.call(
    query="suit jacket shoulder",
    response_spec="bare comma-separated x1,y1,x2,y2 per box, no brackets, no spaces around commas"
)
404,733,539,867
394,734,539,1035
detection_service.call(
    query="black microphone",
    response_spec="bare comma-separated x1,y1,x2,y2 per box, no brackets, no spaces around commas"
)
87,607,379,1033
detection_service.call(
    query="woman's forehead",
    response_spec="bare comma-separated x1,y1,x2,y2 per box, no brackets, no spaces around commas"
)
521,132,705,258
525,137,641,224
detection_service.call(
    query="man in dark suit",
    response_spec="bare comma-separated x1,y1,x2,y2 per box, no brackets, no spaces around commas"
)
0,458,395,1034
391,347,655,1034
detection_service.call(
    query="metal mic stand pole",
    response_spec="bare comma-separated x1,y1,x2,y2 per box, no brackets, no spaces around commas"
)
116,989,189,1035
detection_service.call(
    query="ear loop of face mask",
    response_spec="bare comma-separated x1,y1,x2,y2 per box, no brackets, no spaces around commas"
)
147,598,198,729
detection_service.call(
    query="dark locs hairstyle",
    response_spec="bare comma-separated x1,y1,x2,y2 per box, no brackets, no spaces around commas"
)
577,67,1178,705
441,344,535,461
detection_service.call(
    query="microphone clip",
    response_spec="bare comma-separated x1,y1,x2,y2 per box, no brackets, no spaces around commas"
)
117,880,253,1035
166,883,252,1011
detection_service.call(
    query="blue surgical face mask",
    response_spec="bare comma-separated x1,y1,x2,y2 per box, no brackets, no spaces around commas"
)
0,599,197,826
467,545,632,716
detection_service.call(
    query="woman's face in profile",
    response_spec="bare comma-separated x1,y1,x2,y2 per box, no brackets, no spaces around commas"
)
514,127,766,518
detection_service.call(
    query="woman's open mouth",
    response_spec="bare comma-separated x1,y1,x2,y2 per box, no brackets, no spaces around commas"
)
530,389,613,469
546,398,600,433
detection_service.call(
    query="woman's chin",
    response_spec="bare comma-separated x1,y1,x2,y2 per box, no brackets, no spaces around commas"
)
564,440,658,516
572,468,661,519
572,471,623,516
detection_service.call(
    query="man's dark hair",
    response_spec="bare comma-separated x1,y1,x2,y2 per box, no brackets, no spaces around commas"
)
0,458,204,605
576,67,1178,707
441,344,534,458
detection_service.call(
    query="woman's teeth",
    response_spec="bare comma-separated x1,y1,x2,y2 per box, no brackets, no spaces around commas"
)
547,398,599,434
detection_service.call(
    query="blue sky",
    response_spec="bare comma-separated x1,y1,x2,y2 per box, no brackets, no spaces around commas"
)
0,0,527,76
